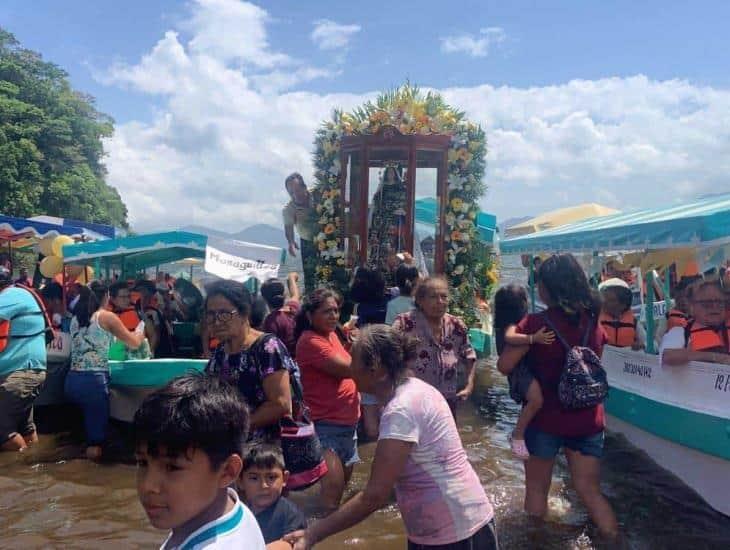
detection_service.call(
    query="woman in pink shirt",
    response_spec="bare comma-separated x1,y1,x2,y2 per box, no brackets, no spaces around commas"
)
286,324,497,550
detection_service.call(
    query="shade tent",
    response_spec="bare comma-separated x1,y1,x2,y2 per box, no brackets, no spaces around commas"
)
62,231,208,275
0,214,93,250
414,197,497,243
501,193,730,255
504,203,619,238
29,215,116,240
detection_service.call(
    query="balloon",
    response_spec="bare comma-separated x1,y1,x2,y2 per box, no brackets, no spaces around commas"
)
39,255,63,278
51,235,74,258
38,236,55,257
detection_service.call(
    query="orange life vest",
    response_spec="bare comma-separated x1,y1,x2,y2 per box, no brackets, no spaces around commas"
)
0,285,55,352
115,308,141,331
684,321,730,353
599,310,637,347
0,320,9,353
209,337,220,351
666,309,689,330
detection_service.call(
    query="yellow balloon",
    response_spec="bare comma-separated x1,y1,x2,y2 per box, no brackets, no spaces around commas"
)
39,255,64,278
51,235,74,258
38,236,55,257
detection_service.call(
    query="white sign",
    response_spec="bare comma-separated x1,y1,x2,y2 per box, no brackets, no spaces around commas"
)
204,237,281,283
47,332,71,363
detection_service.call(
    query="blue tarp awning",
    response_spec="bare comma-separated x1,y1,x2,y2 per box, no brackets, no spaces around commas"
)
0,214,87,241
500,193,730,254
415,198,497,244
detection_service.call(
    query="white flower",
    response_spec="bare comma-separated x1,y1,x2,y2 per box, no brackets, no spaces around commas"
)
454,264,465,275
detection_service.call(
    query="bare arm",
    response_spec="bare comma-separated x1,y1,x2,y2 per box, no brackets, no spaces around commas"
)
497,344,529,375
316,351,353,379
284,439,413,548
504,325,554,346
456,357,477,400
287,272,300,303
249,370,293,430
98,310,145,349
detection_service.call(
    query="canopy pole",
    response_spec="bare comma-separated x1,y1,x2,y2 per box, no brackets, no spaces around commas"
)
663,267,672,317
645,271,656,354
528,255,536,313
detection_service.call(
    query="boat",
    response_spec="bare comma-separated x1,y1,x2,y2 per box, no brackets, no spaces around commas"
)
500,193,730,517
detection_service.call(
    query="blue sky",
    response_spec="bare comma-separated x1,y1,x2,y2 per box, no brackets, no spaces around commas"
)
1,1,729,231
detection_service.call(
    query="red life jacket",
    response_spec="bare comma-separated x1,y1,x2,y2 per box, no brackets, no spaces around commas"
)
599,310,637,347
666,309,689,330
684,320,730,353
115,307,142,331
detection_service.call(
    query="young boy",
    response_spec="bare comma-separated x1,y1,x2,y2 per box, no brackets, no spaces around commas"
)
239,445,307,547
134,374,265,549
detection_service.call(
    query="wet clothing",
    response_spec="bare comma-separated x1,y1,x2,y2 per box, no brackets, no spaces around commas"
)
379,377,494,547
516,307,606,438
253,496,307,544
392,310,476,401
64,370,110,445
0,286,47,377
0,369,46,443
525,424,605,459
206,334,298,443
407,519,499,550
314,420,360,467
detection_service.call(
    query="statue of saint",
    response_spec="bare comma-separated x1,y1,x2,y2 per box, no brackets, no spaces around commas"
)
367,165,407,280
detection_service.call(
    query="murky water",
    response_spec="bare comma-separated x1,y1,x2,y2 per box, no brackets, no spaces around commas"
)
2,365,729,549
2,258,729,548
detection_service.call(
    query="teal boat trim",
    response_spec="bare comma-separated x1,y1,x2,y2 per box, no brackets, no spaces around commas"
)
606,386,730,461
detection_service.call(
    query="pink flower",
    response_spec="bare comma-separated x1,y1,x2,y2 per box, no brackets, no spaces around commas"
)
264,338,279,354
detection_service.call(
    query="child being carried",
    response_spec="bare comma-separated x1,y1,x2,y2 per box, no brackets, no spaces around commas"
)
494,285,554,460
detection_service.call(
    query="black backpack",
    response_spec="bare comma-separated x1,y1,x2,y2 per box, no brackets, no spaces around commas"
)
544,315,608,410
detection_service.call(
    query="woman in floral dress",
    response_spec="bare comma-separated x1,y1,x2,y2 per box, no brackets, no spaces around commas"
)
204,280,296,444
392,276,477,418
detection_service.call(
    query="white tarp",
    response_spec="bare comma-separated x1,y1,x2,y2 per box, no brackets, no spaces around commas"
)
204,237,281,283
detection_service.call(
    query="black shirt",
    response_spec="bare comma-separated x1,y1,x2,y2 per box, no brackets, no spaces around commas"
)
254,496,307,543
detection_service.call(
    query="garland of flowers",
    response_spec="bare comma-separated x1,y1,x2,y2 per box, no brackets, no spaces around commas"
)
312,84,492,325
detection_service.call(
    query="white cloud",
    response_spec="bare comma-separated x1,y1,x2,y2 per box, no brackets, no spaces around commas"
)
311,19,361,50
441,26,506,58
97,3,730,233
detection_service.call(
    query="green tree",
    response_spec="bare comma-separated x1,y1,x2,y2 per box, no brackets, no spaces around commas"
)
0,28,128,227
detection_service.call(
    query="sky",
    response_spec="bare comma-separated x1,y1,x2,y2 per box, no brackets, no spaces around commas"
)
1,0,729,232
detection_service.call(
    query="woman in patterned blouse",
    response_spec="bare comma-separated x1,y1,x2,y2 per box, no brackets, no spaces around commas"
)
204,280,296,443
392,276,477,419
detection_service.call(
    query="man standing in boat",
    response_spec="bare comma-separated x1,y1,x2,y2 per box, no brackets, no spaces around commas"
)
282,173,317,295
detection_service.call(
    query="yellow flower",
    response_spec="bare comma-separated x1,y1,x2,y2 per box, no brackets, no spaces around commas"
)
326,240,337,248
450,197,464,211
318,241,326,251
324,223,335,235
336,258,345,266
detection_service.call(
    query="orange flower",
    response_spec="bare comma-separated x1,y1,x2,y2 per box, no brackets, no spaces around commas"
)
451,230,462,241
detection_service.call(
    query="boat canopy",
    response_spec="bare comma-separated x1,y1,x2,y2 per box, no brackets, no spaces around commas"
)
0,214,94,249
63,231,207,273
504,203,618,238
415,198,497,244
501,193,730,255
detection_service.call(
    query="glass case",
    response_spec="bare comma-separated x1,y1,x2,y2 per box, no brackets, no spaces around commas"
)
340,126,450,275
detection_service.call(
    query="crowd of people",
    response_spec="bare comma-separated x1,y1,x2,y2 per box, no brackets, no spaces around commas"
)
4,198,730,549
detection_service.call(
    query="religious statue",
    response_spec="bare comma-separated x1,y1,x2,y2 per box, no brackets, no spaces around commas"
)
367,164,408,280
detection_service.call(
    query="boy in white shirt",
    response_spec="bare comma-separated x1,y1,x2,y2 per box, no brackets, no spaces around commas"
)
134,374,265,549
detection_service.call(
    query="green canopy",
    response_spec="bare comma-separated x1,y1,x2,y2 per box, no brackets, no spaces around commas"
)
501,193,730,255
62,231,207,275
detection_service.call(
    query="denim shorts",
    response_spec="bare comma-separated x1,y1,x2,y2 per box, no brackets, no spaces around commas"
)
314,421,360,467
525,425,604,459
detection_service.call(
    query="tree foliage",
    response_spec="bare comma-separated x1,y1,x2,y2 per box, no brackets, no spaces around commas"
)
0,28,128,227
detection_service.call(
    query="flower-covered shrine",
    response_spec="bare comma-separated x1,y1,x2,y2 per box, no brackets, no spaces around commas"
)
312,85,496,323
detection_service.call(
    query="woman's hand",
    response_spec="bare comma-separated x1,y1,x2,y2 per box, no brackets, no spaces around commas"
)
455,381,474,401
533,326,555,345
283,530,311,550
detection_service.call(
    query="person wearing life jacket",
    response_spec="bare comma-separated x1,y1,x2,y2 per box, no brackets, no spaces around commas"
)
133,280,174,358
661,279,730,366
109,281,143,332
0,266,48,452
598,278,644,349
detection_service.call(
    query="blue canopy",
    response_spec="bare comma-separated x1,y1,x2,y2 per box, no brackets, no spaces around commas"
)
415,198,497,244
501,193,730,255
0,214,87,241
28,215,116,239
63,231,207,274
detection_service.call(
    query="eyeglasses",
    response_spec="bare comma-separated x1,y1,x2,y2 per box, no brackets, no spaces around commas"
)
205,309,239,323
693,299,726,309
